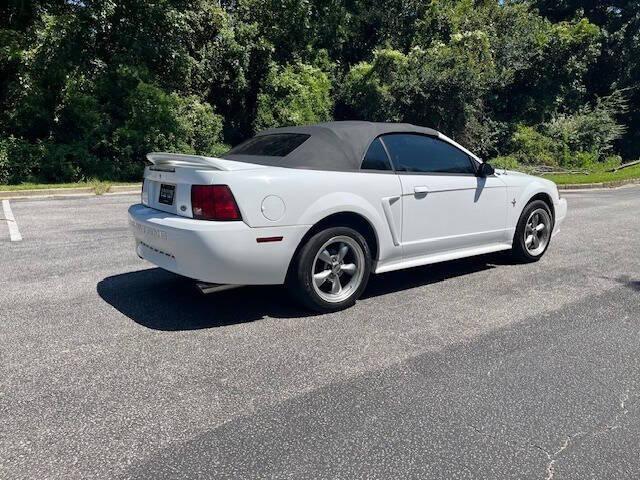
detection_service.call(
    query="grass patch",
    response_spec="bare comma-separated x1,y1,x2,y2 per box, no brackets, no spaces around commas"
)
87,179,112,195
0,181,139,192
543,163,640,185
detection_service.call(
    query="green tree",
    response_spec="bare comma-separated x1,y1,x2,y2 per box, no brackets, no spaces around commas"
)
340,32,496,155
255,63,333,130
113,82,224,178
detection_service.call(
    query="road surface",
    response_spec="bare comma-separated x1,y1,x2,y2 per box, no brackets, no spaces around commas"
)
1,186,639,479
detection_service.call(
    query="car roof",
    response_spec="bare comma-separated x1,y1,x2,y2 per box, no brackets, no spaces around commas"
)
223,121,440,172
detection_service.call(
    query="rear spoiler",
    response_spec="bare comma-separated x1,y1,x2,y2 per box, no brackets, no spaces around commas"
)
147,152,233,171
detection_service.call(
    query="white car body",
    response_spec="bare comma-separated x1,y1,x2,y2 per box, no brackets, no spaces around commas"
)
128,125,567,287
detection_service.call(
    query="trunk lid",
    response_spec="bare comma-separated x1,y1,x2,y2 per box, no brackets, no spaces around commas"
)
142,152,266,217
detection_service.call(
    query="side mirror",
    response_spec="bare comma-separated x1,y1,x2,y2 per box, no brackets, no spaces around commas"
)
477,162,495,177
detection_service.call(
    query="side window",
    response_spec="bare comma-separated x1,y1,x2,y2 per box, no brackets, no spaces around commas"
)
361,138,392,171
381,134,475,174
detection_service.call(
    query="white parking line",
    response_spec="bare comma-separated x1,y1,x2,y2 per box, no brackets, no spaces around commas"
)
2,200,22,242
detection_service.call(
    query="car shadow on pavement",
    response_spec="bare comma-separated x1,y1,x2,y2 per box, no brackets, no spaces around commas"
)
363,253,505,299
610,275,640,292
97,252,510,331
97,268,307,330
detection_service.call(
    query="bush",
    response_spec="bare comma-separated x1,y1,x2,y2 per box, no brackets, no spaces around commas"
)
546,90,627,160
510,125,558,166
176,97,225,155
599,155,623,171
340,50,407,122
2,81,226,184
339,35,496,154
489,155,521,171
254,63,333,131
2,137,47,184
209,143,232,157
88,179,112,195
505,91,628,169
0,139,8,184
113,82,224,179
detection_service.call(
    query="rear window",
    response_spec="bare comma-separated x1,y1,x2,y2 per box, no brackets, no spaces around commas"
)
228,134,310,157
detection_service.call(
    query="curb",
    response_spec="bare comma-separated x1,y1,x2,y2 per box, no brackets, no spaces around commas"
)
0,186,141,200
557,178,640,191
110,185,142,193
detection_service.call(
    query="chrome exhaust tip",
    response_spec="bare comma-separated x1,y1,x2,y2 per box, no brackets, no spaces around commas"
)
196,282,244,295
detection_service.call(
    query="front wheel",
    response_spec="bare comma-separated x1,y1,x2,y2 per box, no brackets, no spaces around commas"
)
511,200,554,262
287,227,372,312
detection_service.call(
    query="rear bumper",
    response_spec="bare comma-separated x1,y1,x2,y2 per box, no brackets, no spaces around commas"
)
553,197,568,234
128,204,308,285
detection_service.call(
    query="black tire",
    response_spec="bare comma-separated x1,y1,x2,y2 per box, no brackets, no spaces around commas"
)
287,226,372,312
511,199,554,263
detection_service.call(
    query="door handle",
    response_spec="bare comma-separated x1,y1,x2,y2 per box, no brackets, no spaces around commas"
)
414,186,429,194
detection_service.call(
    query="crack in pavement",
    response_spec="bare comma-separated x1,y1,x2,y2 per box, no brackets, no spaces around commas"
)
589,390,640,438
467,426,584,480
468,390,640,479
532,434,583,480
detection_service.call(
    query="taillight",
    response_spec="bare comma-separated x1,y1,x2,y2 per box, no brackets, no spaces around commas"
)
191,185,242,221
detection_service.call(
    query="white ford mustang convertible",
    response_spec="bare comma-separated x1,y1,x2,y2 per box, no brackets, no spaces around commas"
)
129,121,567,311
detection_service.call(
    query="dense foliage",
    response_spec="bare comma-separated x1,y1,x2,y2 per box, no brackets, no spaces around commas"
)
1,0,638,183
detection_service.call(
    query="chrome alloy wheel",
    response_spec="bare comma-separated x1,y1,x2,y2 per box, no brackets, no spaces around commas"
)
311,235,365,303
524,208,551,256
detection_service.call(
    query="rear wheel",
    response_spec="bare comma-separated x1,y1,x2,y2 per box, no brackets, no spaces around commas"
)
287,227,372,312
511,200,553,262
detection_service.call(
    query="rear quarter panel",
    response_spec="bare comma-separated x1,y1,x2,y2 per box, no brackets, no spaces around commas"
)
218,167,404,265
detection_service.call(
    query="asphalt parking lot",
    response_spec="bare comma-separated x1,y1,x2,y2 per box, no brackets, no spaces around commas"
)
1,186,639,479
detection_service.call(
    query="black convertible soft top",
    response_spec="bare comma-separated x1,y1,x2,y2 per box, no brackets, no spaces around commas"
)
223,121,440,172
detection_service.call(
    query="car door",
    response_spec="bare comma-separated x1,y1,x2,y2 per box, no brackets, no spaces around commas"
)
380,133,508,259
